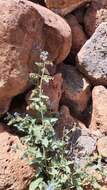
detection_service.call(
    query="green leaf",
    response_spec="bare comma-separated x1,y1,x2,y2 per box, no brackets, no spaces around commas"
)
29,178,43,190
42,137,49,147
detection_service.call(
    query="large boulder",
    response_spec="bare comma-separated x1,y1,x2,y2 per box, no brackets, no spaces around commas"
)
57,64,91,114
84,0,107,37
35,3,72,64
90,86,107,134
45,0,91,16
0,123,34,190
0,0,71,115
77,22,107,85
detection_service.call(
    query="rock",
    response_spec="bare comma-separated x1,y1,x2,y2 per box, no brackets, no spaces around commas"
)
43,73,63,112
0,0,71,115
101,187,107,190
76,135,96,155
73,5,87,24
65,14,87,56
97,136,107,157
72,126,96,156
77,22,107,85
35,3,72,64
45,0,91,16
54,104,88,138
0,98,12,116
84,0,107,37
90,86,107,134
0,123,34,190
57,64,91,114
86,167,103,182
54,105,77,138
71,126,96,169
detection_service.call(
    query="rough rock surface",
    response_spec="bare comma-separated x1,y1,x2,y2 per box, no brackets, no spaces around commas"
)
0,0,71,115
35,3,72,64
57,64,91,114
77,22,107,85
71,127,97,169
65,14,87,56
0,123,34,190
54,105,77,138
43,73,63,112
45,0,91,16
84,0,107,37
97,136,107,157
90,86,107,134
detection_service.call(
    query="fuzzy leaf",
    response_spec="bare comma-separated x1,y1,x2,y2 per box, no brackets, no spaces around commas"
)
29,178,43,190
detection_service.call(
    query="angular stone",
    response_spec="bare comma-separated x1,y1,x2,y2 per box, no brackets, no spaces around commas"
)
54,105,77,138
45,0,91,16
77,135,96,155
77,22,107,85
90,86,107,134
72,127,96,169
57,64,91,113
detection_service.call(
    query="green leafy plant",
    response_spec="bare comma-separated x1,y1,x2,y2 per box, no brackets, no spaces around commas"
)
7,51,105,190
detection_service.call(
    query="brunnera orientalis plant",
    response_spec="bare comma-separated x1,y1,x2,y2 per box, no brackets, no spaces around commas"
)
7,51,104,190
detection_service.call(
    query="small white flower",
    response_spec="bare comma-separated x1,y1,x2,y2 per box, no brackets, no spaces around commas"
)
40,51,48,61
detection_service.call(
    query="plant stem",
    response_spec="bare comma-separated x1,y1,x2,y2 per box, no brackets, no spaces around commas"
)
39,61,46,125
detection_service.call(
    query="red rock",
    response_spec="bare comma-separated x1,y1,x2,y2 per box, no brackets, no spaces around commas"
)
35,3,72,64
54,105,88,138
90,86,107,134
54,105,76,138
45,0,91,16
84,0,107,37
0,98,11,116
0,123,34,190
0,0,71,115
65,14,87,56
43,73,63,112
73,5,87,24
57,64,91,114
